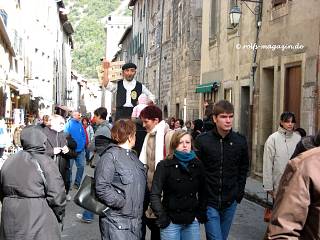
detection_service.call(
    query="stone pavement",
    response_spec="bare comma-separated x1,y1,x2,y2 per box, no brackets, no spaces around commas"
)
244,176,269,206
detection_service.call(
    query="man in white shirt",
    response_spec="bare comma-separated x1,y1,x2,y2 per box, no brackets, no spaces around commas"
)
102,61,155,120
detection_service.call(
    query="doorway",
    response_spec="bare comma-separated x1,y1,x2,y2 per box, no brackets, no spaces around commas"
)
285,65,301,127
240,86,250,137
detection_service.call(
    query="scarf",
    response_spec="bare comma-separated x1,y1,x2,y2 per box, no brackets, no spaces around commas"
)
174,150,196,170
139,120,167,168
83,125,89,145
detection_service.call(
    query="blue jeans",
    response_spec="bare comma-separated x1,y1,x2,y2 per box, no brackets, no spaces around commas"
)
205,201,237,240
85,146,91,162
67,150,85,187
160,220,200,240
82,209,94,221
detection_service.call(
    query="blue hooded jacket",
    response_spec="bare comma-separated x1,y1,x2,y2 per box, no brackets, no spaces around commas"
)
64,118,86,153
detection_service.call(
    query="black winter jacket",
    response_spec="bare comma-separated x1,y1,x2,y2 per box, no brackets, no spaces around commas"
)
195,126,249,210
290,135,320,159
150,157,207,228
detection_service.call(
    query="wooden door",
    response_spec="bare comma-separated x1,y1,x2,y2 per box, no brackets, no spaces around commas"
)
285,66,301,127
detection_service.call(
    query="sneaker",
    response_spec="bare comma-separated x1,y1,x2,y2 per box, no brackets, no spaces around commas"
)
66,194,72,201
76,213,93,223
73,184,79,190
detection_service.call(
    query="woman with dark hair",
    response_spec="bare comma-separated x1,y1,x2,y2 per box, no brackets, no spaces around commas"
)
263,111,301,198
81,117,94,165
174,119,184,130
203,101,214,132
168,117,176,130
139,105,172,240
191,119,203,140
95,119,146,240
150,130,207,240
39,115,50,128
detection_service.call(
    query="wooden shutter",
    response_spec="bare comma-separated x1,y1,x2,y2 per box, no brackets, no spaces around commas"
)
272,0,287,7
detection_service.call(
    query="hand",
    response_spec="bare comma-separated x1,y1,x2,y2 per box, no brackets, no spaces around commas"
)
147,100,154,106
196,211,208,223
155,214,170,229
102,59,110,69
61,145,69,154
53,147,62,155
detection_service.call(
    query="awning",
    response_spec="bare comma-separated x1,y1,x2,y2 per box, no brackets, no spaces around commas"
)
7,80,32,95
195,81,220,93
55,105,72,112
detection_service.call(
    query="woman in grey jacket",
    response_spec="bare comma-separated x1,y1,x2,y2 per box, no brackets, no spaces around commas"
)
95,119,146,240
0,126,66,240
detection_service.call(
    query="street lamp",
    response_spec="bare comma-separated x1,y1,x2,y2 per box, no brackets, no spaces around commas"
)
230,6,241,27
229,0,263,27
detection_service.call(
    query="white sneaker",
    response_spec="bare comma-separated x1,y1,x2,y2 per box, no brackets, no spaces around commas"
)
66,194,72,201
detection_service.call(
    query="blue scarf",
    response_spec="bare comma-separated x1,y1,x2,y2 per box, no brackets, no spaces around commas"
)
174,150,196,170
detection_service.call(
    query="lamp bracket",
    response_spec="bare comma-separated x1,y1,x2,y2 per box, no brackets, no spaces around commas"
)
239,0,262,3
240,0,262,16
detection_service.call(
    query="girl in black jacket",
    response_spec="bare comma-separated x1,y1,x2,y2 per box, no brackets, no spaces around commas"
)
150,130,207,240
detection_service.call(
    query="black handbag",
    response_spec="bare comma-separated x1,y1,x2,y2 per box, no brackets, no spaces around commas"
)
74,175,109,216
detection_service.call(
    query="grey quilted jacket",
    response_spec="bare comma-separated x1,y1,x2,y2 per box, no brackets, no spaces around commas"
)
95,143,146,240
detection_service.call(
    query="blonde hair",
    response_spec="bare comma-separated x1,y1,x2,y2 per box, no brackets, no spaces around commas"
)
167,130,192,159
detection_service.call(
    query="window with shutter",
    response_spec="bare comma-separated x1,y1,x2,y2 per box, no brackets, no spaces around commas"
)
210,0,218,39
272,0,287,7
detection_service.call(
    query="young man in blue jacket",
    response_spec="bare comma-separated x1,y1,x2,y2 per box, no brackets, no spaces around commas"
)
64,111,86,191
195,100,249,240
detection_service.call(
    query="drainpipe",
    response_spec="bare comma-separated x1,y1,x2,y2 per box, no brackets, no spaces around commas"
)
316,29,320,132
251,1,263,95
249,1,263,173
158,0,165,105
142,1,149,85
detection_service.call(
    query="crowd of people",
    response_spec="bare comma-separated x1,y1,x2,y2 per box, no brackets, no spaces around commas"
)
0,61,319,240
0,100,250,240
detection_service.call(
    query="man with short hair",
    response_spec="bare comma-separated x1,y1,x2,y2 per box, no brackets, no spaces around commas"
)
77,107,112,223
102,60,155,120
64,111,86,190
195,100,249,240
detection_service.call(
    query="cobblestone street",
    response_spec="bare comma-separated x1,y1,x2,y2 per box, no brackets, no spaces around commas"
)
61,165,267,240
62,194,267,240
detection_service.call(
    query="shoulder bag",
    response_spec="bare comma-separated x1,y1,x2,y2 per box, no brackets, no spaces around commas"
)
73,175,109,216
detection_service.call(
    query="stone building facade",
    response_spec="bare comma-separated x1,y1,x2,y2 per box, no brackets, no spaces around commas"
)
201,0,320,177
252,0,320,176
201,0,256,136
170,0,202,121
128,0,202,121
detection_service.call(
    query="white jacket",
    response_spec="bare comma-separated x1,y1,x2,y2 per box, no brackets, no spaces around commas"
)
263,127,301,193
0,120,8,148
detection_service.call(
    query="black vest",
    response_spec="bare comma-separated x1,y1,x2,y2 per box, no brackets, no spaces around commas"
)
115,80,143,120
116,80,142,108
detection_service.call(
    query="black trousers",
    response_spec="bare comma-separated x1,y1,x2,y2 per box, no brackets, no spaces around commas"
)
141,215,160,240
0,148,4,158
115,107,134,121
